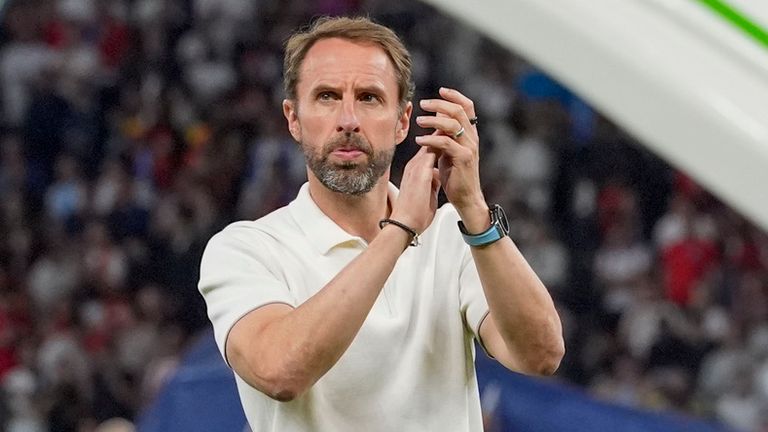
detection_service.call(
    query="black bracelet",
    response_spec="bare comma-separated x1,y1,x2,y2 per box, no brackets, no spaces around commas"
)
379,218,420,247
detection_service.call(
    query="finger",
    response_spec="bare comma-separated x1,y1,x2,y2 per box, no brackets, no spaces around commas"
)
405,145,438,175
419,98,473,134
419,98,466,122
438,87,477,120
415,134,473,162
415,116,463,139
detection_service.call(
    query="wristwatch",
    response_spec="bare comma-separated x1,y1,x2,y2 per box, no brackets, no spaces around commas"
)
457,204,510,247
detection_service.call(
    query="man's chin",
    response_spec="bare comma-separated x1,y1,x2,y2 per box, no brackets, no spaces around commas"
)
337,162,362,171
316,170,377,196
327,153,368,168
323,158,364,171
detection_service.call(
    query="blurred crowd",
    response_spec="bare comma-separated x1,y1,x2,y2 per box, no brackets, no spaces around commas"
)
0,0,767,431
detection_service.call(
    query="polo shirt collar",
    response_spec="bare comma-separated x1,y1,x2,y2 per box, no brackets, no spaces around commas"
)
288,182,399,255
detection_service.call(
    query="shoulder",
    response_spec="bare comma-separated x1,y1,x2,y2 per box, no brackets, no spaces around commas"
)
203,206,299,256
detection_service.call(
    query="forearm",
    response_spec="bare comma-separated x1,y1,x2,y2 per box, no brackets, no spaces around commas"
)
460,206,564,374
473,238,563,364
239,225,410,398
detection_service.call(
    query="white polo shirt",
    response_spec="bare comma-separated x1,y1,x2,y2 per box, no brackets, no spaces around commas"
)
198,182,490,432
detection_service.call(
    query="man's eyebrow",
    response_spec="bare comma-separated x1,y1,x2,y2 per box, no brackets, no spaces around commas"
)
308,83,388,98
356,84,386,95
311,83,341,93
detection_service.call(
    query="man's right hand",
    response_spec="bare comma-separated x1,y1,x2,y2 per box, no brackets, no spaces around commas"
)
390,146,441,234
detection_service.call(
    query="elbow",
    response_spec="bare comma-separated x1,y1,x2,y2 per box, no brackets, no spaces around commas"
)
261,374,310,402
267,386,302,403
261,368,312,402
533,314,566,376
243,361,312,402
532,337,565,376
540,343,565,376
517,336,565,377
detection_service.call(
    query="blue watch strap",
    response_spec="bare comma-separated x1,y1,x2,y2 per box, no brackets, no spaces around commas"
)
458,222,504,247
457,204,510,247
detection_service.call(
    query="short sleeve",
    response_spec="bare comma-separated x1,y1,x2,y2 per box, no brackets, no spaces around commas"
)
458,249,490,340
452,250,489,341
198,226,295,365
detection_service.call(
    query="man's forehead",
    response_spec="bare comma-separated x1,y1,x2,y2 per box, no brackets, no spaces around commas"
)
300,38,395,80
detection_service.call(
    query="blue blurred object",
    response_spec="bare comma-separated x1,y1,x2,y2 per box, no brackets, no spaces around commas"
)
517,70,571,103
136,329,248,432
518,70,597,145
139,331,732,432
475,350,733,432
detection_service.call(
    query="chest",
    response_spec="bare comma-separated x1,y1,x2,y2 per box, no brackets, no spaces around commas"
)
273,244,465,361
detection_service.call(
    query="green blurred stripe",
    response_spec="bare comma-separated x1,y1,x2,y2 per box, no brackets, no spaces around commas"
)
695,0,768,49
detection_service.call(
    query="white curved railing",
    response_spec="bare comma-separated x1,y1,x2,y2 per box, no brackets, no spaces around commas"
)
423,0,768,231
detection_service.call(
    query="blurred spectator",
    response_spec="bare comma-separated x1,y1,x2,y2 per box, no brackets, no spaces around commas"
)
0,286,19,380
657,199,720,306
618,276,705,372
0,133,27,196
590,354,655,408
0,2,59,127
2,341,46,432
715,365,762,431
697,324,752,404
593,218,652,316
518,218,570,295
26,229,81,316
82,219,128,292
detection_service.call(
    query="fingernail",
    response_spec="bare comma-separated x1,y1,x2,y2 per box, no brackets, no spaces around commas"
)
415,136,425,143
419,100,430,107
416,116,426,123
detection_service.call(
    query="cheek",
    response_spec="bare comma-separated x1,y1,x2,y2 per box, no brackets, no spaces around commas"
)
368,115,402,137
300,112,334,135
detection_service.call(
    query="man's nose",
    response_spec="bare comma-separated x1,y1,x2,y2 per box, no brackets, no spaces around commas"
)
336,99,360,133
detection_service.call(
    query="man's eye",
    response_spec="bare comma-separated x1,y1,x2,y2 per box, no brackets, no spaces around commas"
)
360,93,380,103
318,92,336,100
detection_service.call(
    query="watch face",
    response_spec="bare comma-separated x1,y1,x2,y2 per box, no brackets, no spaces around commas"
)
492,204,510,236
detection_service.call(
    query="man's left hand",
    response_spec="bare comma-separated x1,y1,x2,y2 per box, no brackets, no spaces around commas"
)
415,87,489,231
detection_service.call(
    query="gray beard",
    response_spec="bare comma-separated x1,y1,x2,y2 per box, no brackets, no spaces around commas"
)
303,133,394,196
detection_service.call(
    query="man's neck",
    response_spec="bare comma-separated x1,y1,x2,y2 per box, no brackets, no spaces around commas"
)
307,175,391,244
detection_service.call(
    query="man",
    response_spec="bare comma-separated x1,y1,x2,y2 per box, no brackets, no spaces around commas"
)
198,16,564,431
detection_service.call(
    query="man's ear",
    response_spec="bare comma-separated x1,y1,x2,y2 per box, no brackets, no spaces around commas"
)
395,101,412,145
283,99,301,142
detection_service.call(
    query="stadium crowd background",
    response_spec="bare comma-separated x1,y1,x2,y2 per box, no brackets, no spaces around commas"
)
1,0,767,431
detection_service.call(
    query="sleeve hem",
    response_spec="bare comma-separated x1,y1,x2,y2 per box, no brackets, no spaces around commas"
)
221,301,296,367
474,308,494,359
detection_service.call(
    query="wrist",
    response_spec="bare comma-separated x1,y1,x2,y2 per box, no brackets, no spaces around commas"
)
379,218,420,248
457,203,510,247
455,202,490,234
376,224,412,251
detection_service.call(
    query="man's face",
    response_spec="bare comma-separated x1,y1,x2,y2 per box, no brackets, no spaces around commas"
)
283,37,412,195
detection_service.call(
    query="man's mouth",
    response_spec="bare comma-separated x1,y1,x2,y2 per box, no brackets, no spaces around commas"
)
331,147,365,160
328,138,370,160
